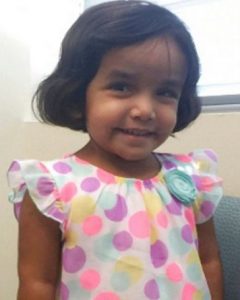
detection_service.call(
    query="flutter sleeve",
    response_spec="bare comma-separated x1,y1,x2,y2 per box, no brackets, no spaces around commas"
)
189,149,223,224
7,160,67,233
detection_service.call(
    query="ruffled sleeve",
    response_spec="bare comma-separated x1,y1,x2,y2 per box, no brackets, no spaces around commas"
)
7,160,67,233
189,149,223,224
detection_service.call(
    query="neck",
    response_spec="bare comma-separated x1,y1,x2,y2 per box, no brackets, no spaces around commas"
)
75,142,161,179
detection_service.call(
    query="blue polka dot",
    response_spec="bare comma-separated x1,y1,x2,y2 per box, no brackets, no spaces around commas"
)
186,263,202,282
168,228,189,255
94,233,119,261
111,272,130,291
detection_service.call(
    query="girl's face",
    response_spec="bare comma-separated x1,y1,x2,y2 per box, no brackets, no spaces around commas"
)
84,36,187,165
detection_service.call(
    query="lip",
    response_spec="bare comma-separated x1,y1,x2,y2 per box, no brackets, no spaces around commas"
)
116,128,155,137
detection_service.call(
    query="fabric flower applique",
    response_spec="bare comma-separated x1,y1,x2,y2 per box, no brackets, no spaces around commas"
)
164,169,197,206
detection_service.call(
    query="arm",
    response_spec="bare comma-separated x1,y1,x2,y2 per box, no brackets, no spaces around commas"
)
17,192,62,300
197,218,224,300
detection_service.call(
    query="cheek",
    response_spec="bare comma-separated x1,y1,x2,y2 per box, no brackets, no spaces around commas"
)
87,99,126,124
86,106,117,134
156,106,178,129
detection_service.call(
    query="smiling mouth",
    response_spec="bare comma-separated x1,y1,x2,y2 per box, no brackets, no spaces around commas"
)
117,128,154,137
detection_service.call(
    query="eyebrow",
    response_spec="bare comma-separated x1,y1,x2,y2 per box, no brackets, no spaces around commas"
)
106,69,185,88
106,70,136,80
160,79,184,88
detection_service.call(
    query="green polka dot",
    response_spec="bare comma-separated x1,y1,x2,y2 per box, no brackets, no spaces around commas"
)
68,280,90,299
203,185,222,202
157,186,172,205
168,228,189,255
98,191,118,209
203,292,212,300
157,276,179,298
71,164,94,177
111,271,130,291
94,233,119,261
187,263,202,282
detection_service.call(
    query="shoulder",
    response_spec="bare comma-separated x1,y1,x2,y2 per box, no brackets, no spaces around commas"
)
155,149,223,223
156,149,220,176
7,156,78,226
7,157,70,187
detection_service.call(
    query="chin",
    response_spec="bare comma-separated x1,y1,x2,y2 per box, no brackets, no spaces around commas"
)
116,151,152,162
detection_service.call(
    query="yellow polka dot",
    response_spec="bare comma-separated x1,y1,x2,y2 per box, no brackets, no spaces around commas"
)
192,194,202,212
150,226,158,244
114,256,144,283
70,196,96,223
65,230,78,248
193,289,204,300
143,192,163,218
157,172,164,181
116,177,125,184
55,200,64,211
186,250,199,264
195,159,210,173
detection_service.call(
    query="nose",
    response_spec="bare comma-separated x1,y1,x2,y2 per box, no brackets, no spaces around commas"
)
130,94,156,121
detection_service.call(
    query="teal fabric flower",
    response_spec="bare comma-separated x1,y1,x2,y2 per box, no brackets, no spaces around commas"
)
164,169,197,206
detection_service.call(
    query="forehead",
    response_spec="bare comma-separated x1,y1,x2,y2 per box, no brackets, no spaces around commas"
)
97,37,187,82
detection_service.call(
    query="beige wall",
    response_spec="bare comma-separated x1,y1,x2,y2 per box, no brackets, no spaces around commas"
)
22,112,240,197
1,24,240,300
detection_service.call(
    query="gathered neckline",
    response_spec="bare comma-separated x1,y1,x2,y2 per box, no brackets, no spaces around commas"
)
66,152,166,182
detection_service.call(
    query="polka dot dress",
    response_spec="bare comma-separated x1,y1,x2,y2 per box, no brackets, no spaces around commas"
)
7,149,223,300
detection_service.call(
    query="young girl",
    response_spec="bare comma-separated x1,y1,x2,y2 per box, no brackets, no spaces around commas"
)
8,1,223,299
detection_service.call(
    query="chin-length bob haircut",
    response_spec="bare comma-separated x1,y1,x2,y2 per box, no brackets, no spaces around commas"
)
33,0,201,133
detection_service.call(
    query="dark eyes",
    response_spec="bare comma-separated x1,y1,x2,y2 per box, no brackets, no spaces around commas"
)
156,88,179,101
108,82,130,93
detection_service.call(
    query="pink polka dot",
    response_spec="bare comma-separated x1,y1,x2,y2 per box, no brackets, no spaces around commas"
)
60,182,77,202
184,208,195,230
80,269,100,291
97,169,116,184
152,176,159,183
192,175,215,192
156,211,168,228
129,211,151,238
166,263,183,282
134,180,143,192
73,156,89,165
94,292,120,300
38,162,49,173
175,154,192,162
82,215,102,236
181,283,197,300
